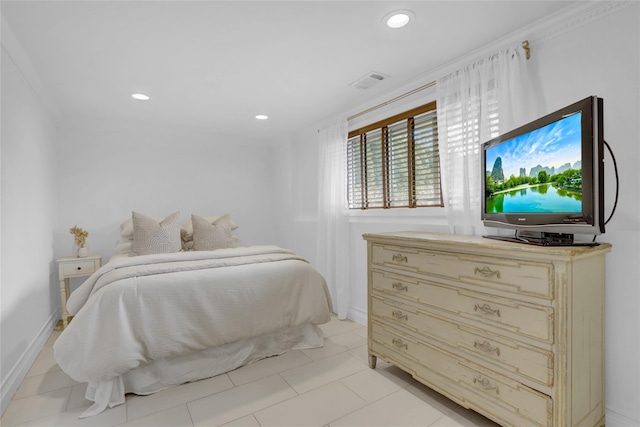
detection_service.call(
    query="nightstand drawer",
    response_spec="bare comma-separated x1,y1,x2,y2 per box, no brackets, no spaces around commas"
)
61,259,99,277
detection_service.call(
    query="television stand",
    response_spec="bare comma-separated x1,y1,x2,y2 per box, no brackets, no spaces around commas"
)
363,232,611,427
483,231,600,247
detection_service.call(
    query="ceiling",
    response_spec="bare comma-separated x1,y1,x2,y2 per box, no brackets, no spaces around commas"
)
1,1,576,142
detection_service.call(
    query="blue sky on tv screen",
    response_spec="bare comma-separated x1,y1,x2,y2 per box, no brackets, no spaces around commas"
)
485,112,582,178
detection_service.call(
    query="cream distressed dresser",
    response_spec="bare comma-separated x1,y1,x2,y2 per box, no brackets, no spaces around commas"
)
363,232,611,427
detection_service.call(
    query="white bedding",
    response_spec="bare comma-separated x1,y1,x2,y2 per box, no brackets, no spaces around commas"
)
53,246,332,417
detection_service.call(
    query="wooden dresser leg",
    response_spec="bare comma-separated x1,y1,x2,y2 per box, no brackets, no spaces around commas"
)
368,353,377,369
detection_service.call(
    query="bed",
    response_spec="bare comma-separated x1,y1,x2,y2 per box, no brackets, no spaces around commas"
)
53,212,332,418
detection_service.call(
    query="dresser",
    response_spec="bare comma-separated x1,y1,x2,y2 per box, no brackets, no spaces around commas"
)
363,232,611,427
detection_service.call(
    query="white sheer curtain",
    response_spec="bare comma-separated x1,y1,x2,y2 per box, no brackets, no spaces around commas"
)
436,44,536,235
316,120,350,319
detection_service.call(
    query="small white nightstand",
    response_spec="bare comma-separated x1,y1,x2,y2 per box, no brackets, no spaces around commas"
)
57,254,102,328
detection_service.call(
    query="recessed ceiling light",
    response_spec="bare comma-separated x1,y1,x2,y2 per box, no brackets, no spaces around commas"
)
255,114,268,120
131,93,150,101
383,10,415,29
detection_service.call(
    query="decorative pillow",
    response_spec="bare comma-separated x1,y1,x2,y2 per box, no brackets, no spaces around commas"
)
131,211,182,256
181,215,239,243
121,216,162,240
191,214,237,251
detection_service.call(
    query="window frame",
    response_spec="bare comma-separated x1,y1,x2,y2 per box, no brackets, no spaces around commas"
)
347,101,443,210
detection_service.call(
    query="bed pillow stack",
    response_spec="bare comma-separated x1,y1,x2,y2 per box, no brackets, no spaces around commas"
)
180,214,239,251
116,211,240,256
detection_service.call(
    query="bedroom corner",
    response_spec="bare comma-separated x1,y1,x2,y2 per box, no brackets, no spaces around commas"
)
1,17,60,415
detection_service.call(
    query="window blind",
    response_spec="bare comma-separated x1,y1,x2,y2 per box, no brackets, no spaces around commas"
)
347,102,442,210
413,110,442,207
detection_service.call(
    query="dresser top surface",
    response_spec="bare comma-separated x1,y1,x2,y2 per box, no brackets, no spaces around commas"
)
363,231,612,257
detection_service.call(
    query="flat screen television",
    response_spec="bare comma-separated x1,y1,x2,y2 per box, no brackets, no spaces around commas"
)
481,96,604,246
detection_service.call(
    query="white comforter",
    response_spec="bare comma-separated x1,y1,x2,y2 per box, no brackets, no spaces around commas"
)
54,246,332,416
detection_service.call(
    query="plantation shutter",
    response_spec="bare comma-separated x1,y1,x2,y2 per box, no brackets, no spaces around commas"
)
346,135,363,209
413,110,443,206
346,101,442,210
387,121,410,207
364,130,384,208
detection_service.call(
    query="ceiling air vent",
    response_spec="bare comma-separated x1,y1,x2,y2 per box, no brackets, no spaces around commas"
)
349,72,387,89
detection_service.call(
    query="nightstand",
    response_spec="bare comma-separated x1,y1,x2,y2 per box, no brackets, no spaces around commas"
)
57,254,102,328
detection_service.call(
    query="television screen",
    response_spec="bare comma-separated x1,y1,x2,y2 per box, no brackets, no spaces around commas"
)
480,96,604,245
484,112,583,214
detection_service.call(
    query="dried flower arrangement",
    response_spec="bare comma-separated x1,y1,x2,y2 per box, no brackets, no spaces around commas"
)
70,225,89,247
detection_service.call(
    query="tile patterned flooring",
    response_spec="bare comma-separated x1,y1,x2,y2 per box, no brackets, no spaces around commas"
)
1,316,499,426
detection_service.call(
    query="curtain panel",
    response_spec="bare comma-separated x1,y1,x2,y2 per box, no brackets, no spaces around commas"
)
436,44,537,235
316,120,350,319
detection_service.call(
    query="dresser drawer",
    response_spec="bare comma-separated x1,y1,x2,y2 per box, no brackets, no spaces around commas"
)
372,270,554,343
371,294,554,387
371,244,553,299
371,322,552,427
371,270,419,300
371,244,424,273
61,259,99,277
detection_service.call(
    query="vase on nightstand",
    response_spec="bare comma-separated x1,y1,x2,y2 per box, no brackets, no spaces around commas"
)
78,246,89,258
73,243,89,257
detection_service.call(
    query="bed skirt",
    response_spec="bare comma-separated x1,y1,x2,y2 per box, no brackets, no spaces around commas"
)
80,322,324,418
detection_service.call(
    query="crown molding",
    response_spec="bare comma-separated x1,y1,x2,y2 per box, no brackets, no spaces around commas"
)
524,0,636,45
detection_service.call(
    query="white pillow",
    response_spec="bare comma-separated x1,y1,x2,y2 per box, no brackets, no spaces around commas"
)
131,211,182,256
121,218,133,239
114,238,134,255
191,214,237,251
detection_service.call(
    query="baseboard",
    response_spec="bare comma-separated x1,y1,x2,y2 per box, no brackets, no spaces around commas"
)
606,405,640,427
347,306,367,326
0,309,59,416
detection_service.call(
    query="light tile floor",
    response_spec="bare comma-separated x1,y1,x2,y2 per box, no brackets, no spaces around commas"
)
2,316,499,427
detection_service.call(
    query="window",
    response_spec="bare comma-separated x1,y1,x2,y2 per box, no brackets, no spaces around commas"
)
347,102,442,209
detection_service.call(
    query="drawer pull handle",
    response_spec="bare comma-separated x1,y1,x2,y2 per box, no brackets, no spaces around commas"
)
474,303,501,317
474,340,500,356
473,376,499,394
392,282,408,291
392,310,408,321
77,267,82,270
392,254,408,263
391,338,408,350
474,266,500,278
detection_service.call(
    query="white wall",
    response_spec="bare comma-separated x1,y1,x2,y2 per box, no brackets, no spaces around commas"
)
291,3,640,425
532,6,639,425
0,46,59,413
55,121,288,263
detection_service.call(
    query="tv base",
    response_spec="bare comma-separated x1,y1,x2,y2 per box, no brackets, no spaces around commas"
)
483,232,600,247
